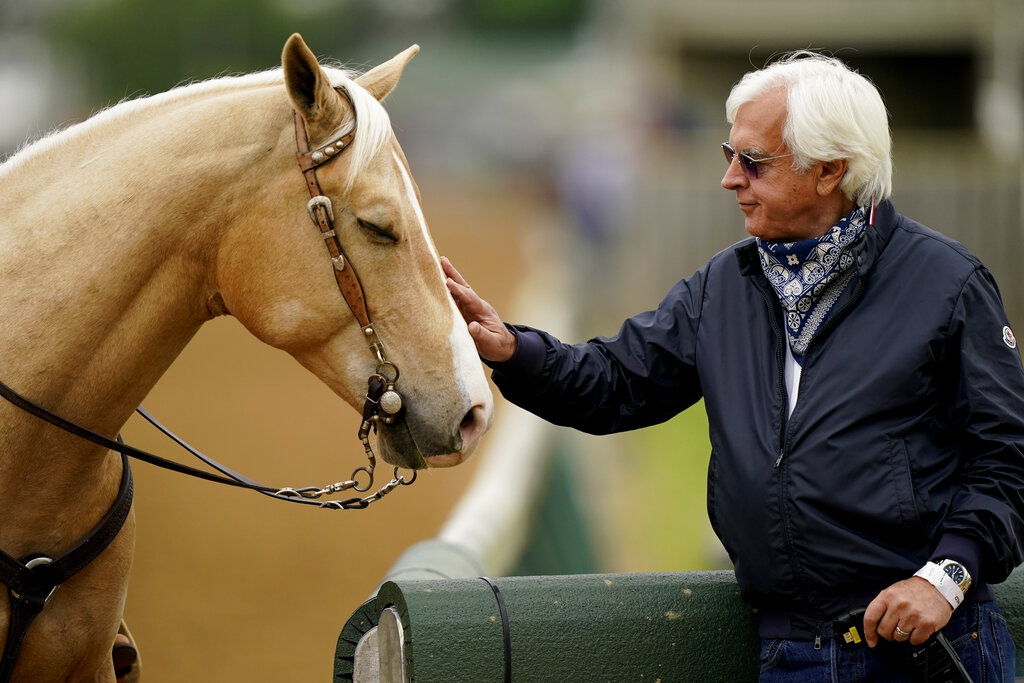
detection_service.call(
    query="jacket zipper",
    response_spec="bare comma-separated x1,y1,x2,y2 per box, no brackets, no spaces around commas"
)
755,287,790,468
755,281,822,634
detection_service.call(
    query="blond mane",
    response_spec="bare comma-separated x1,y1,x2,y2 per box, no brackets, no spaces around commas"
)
0,66,393,184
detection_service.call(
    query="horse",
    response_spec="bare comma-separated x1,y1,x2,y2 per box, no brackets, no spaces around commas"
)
0,33,493,681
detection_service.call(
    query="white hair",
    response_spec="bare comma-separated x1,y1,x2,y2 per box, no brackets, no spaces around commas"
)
725,51,892,205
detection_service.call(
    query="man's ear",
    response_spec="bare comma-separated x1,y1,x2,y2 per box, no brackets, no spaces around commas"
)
817,158,849,197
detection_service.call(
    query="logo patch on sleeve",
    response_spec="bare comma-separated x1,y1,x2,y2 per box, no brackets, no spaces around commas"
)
1003,326,1017,349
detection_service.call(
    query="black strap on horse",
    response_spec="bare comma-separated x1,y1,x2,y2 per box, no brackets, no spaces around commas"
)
0,452,133,682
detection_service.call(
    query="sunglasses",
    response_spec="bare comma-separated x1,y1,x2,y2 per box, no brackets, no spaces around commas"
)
722,142,793,179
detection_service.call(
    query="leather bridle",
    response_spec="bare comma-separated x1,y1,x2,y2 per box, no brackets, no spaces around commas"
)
0,85,415,679
290,85,417,502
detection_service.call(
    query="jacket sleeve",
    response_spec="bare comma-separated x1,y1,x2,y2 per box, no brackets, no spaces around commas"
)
940,266,1024,584
489,266,709,434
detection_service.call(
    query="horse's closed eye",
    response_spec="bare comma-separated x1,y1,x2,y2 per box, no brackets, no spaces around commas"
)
357,219,398,243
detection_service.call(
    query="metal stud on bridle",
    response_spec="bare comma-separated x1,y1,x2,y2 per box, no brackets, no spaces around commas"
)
374,361,403,423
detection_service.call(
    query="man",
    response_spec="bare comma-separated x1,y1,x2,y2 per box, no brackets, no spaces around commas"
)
444,51,1024,681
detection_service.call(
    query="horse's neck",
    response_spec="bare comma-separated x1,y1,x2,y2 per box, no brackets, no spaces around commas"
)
0,85,288,499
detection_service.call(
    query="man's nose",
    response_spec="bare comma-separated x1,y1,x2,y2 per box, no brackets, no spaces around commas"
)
721,156,747,190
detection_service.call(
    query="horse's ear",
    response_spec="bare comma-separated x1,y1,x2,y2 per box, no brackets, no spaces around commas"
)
356,45,420,102
282,34,344,126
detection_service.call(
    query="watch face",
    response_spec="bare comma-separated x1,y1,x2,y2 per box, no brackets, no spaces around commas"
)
944,563,965,584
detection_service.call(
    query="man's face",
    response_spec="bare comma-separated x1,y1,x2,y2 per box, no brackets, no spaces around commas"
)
721,88,841,242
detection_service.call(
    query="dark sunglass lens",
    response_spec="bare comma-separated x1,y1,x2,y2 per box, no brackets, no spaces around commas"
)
740,154,759,179
722,143,758,179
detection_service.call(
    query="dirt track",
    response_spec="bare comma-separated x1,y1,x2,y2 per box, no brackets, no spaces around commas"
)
120,178,544,681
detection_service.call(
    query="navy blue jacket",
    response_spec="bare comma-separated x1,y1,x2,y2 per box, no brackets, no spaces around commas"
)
492,201,1024,636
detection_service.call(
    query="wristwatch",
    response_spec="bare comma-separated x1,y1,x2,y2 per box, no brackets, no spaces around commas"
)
914,559,972,609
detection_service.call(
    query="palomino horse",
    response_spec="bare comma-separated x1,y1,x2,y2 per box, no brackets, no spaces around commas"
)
0,34,493,681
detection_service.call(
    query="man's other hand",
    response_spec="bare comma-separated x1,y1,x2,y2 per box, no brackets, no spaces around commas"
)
863,577,953,647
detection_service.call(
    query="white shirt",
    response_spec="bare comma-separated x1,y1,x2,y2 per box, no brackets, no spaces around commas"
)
784,343,802,417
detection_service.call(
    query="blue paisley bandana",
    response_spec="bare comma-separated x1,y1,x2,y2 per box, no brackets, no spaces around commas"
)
757,206,869,363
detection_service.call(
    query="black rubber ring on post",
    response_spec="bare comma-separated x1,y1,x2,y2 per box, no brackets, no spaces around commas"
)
480,576,511,683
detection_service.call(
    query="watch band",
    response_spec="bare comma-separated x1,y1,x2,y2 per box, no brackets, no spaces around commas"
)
914,561,965,609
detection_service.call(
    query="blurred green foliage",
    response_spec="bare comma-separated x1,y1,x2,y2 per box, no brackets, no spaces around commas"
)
48,0,362,106
628,401,720,571
46,0,587,109
453,0,587,33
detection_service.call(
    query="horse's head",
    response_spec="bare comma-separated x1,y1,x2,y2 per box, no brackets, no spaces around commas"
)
215,35,492,471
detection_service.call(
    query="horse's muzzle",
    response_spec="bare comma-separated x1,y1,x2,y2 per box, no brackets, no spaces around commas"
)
423,402,492,468
378,400,492,470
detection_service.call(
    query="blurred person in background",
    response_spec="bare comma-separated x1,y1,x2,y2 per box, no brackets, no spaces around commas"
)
443,51,1024,681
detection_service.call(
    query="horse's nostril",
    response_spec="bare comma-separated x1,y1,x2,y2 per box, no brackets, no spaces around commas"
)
458,404,489,449
460,408,477,434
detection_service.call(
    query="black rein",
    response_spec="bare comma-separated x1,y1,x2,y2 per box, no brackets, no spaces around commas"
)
0,376,387,510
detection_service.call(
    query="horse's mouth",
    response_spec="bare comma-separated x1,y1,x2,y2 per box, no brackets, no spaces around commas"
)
375,412,438,470
377,422,429,471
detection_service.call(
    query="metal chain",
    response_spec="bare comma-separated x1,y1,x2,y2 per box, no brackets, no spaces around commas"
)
272,445,416,510
272,373,416,509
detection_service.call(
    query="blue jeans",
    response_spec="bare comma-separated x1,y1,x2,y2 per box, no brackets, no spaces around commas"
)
758,601,1015,682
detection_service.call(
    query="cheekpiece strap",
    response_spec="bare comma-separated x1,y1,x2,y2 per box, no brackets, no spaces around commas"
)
292,88,374,331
